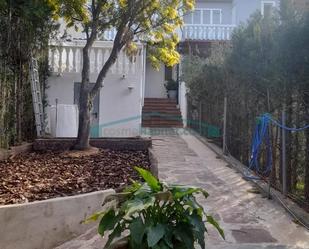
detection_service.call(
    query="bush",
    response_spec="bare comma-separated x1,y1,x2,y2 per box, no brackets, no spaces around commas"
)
164,79,178,91
85,167,224,249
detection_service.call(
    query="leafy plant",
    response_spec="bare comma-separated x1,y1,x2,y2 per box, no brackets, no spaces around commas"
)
164,79,178,91
85,167,224,249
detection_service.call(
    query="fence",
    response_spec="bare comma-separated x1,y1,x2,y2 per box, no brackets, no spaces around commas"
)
187,95,309,210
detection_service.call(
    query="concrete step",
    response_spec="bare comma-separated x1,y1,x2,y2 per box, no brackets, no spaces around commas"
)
143,103,179,108
143,107,180,112
142,110,182,115
142,117,182,122
142,120,183,126
144,98,177,103
142,98,182,128
142,124,183,128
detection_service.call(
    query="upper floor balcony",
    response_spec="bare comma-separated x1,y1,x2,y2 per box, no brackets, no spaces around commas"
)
97,7,236,42
98,24,236,43
181,7,236,41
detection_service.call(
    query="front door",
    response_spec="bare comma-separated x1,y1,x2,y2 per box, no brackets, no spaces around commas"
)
74,83,100,138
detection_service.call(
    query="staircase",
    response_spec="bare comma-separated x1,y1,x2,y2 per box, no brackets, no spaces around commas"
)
142,98,183,128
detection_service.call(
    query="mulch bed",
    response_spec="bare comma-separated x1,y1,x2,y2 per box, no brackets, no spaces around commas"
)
0,149,150,205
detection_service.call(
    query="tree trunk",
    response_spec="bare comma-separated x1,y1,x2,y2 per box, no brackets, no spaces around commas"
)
304,92,309,201
74,20,126,150
75,90,92,150
16,60,22,144
74,40,93,150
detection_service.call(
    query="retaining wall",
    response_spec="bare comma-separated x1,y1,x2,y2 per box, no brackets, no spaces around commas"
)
33,137,152,151
0,189,114,249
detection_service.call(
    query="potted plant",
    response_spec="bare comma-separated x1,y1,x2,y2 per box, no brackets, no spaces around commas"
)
164,79,178,99
85,167,224,249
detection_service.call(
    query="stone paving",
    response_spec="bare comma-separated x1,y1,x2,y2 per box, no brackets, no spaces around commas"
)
55,133,309,249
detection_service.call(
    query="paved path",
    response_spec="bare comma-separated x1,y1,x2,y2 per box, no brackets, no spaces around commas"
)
56,133,309,249
153,134,309,249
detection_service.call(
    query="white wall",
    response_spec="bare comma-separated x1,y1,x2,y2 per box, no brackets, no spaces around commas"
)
47,46,145,138
233,0,280,25
179,81,188,127
194,0,280,26
144,61,166,98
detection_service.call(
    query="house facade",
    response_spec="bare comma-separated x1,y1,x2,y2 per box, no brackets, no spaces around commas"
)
46,0,280,138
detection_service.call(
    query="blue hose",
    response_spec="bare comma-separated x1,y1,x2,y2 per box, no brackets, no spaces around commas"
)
245,113,308,180
245,114,272,180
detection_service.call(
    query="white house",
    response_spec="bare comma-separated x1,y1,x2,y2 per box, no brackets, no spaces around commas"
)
46,0,279,138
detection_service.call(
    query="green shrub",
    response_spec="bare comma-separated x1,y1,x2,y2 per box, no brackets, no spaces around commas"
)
164,79,178,91
85,167,224,249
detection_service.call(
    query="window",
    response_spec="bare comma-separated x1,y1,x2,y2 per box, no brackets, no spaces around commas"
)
193,10,202,24
261,1,276,16
212,10,222,24
165,66,173,81
184,8,222,25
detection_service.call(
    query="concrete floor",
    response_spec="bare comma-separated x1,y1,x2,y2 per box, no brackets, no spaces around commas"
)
55,133,309,249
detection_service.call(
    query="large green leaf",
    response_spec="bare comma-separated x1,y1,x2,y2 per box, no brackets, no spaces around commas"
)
122,196,155,218
207,215,225,240
98,209,120,236
104,222,125,249
83,210,107,224
129,217,146,245
187,213,206,249
171,186,209,199
195,230,205,249
163,227,174,248
102,193,131,206
183,196,204,216
135,167,162,192
134,183,152,198
153,240,171,249
188,213,205,233
147,224,165,247
124,179,142,193
173,223,195,249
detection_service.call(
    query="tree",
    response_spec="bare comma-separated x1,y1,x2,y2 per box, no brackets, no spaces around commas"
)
55,0,194,150
0,0,58,148
183,3,309,201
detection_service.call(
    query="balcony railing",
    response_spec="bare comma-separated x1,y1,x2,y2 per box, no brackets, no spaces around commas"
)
181,24,236,41
49,40,143,74
49,24,236,74
101,25,236,42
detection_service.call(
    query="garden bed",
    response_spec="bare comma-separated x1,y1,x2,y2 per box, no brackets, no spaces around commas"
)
0,149,150,205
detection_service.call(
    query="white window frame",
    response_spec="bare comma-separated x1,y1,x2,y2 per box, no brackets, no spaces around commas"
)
261,0,276,16
184,8,223,25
